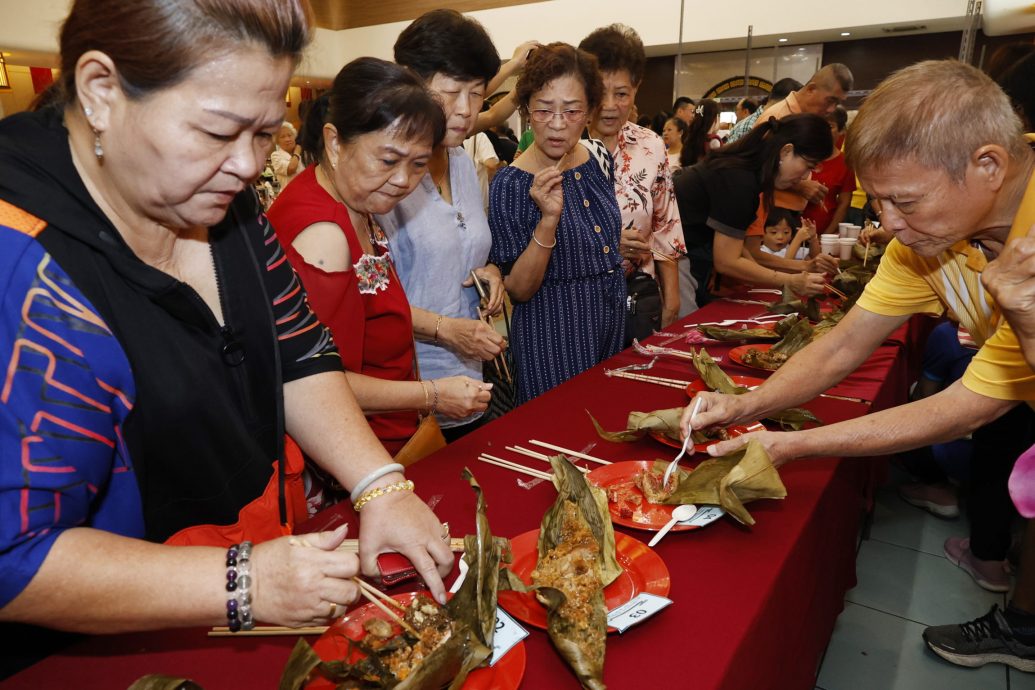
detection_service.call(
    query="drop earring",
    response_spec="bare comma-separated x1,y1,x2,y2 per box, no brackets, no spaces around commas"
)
93,132,104,162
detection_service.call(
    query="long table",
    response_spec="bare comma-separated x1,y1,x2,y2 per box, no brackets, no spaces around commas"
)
2,295,929,690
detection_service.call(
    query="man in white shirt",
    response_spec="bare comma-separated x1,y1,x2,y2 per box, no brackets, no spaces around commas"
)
463,131,499,210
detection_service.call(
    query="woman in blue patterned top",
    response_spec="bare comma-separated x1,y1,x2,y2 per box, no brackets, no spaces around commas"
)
489,43,625,404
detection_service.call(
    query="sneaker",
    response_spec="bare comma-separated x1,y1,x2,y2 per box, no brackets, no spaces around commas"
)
944,536,1011,592
923,605,1035,672
898,482,959,519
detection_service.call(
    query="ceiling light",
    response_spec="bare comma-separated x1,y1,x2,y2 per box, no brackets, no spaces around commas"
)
778,38,788,43
841,31,851,36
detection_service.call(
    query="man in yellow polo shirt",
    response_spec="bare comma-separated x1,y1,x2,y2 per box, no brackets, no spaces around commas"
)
687,60,1035,672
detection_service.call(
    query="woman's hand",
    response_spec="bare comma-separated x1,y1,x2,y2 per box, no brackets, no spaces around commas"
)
357,490,454,605
440,317,506,360
465,264,505,315
434,376,492,418
251,525,362,627
529,167,564,221
509,40,540,71
805,253,839,275
619,227,652,265
860,225,893,246
787,271,826,297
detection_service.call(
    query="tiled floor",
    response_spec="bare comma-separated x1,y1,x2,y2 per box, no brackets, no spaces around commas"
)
815,467,1035,690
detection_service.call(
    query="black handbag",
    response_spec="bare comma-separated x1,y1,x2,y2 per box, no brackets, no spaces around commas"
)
624,269,662,346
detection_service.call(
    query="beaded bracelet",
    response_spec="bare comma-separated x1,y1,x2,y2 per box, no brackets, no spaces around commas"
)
353,479,415,511
225,541,254,632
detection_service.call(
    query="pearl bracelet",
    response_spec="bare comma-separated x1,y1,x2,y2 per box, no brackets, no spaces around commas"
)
353,479,415,511
225,541,254,632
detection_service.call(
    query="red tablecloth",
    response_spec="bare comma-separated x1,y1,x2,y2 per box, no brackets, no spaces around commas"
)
2,297,926,690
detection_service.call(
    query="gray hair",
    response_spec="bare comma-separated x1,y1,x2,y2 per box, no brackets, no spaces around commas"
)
846,60,1026,182
279,121,297,137
811,63,854,93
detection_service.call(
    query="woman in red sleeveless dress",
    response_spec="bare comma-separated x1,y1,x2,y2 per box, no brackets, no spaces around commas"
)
268,58,489,457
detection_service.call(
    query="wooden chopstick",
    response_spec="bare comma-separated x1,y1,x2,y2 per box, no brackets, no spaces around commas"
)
824,283,848,300
527,440,612,465
352,578,419,636
505,445,590,473
354,578,407,613
863,242,871,268
337,537,467,553
478,454,553,480
208,625,328,637
605,370,691,389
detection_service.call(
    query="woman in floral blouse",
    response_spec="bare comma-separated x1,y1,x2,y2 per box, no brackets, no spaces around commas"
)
268,59,490,457
579,24,690,326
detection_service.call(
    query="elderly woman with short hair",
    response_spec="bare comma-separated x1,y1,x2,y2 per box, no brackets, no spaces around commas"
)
0,0,452,655
270,120,303,192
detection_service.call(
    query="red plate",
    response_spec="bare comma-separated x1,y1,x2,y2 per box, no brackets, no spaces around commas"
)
586,460,710,532
647,420,765,453
307,591,526,690
727,343,782,372
497,530,670,633
685,374,766,396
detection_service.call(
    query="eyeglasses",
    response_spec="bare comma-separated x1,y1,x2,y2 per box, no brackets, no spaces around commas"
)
529,109,587,124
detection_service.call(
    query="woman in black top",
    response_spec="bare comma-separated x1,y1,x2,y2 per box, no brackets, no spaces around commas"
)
673,113,834,305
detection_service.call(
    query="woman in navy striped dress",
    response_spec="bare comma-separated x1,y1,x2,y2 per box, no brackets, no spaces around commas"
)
489,43,625,404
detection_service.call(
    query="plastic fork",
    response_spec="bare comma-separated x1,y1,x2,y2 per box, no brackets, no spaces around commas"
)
662,396,703,486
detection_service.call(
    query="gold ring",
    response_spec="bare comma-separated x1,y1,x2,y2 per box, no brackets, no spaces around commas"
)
328,602,338,619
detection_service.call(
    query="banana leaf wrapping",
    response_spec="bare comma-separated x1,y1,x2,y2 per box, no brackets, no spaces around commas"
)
695,325,781,342
278,470,508,690
511,455,618,690
128,677,203,690
658,440,787,525
767,285,821,321
588,407,727,445
853,240,885,263
691,348,821,431
741,316,815,370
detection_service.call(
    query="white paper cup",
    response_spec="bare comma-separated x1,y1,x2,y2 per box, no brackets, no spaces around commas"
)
820,235,839,255
838,222,853,238
846,225,862,239
838,237,856,260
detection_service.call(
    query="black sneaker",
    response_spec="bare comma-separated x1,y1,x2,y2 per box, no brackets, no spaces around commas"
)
923,605,1035,672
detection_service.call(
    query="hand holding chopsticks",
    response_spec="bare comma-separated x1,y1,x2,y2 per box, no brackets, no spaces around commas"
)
469,269,512,385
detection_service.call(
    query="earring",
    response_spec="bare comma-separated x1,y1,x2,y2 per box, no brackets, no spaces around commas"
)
83,106,93,118
94,132,104,162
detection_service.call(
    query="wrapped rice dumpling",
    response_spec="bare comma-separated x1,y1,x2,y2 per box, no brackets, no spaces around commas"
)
279,470,508,690
741,316,814,371
588,407,735,446
767,285,821,321
696,324,781,342
529,455,621,690
659,440,787,526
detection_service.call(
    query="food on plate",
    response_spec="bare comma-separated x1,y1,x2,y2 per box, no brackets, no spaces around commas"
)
767,285,822,321
280,470,509,690
695,324,781,342
740,316,814,371
515,455,619,690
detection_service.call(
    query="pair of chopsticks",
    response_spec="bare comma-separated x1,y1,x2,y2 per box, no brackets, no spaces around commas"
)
607,367,870,405
478,440,612,480
823,283,848,301
505,444,589,473
470,270,512,385
605,369,690,389
336,537,467,554
208,579,419,638
479,452,553,480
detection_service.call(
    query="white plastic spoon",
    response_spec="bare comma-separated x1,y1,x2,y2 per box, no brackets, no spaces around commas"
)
663,396,703,486
648,504,697,547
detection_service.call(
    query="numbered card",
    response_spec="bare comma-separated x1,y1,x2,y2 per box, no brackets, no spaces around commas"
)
606,592,673,633
489,607,529,666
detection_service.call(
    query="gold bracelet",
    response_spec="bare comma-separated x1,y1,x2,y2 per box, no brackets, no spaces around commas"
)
353,480,415,511
420,380,430,413
433,315,444,342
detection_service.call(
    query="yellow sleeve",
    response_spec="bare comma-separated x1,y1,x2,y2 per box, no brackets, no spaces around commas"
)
963,318,1035,401
855,239,946,318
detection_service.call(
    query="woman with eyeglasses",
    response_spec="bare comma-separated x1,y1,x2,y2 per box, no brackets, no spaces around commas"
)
673,113,834,304
488,43,624,404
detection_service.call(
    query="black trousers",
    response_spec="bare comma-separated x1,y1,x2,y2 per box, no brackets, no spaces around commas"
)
969,403,1035,561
